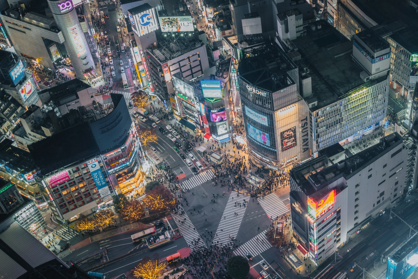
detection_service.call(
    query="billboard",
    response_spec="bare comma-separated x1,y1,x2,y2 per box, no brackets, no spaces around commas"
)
90,94,132,153
88,160,110,197
216,122,229,135
131,8,159,37
49,44,61,61
68,25,87,57
244,105,268,126
281,127,297,151
211,111,227,122
9,60,25,85
57,0,73,13
18,78,35,101
162,63,171,82
173,76,194,98
45,170,70,188
247,123,271,147
159,16,194,32
307,189,336,220
201,80,222,98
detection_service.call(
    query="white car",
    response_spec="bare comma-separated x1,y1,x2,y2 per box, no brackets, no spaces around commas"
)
150,146,156,152
261,261,269,270
260,270,268,278
188,153,195,161
185,158,192,167
107,49,112,55
152,123,157,128
195,161,203,170
167,134,176,142
166,125,172,132
111,71,115,77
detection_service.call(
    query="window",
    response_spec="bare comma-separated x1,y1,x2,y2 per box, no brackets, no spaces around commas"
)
368,168,373,172
373,203,375,207
368,174,372,179
378,180,386,186
390,161,404,172
380,191,385,197
355,197,359,202
391,148,403,158
354,210,358,214
355,204,359,208
383,164,387,168
355,191,360,196
382,173,386,177
354,216,358,220
394,188,398,192
394,193,397,198
355,184,360,188
377,200,381,204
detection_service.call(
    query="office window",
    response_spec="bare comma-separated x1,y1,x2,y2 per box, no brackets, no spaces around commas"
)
355,191,360,196
391,148,402,158
354,216,358,220
382,173,386,177
355,184,360,188
368,168,373,172
383,164,387,168
368,174,372,179
378,180,386,186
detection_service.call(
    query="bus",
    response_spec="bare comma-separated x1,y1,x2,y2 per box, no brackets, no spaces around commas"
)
131,227,155,242
209,152,223,164
121,72,128,88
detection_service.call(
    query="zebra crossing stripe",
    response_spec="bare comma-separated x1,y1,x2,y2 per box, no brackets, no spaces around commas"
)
212,191,249,246
258,193,289,220
233,230,272,258
180,170,215,190
171,205,206,250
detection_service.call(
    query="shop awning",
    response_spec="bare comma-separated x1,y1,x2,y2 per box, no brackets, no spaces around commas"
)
297,244,308,255
179,119,196,131
204,133,211,139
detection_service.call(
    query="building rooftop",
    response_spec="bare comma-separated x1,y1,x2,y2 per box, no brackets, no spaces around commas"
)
355,28,390,53
0,139,37,174
0,91,25,122
238,41,297,92
147,34,205,63
290,21,379,110
38,79,91,107
390,27,418,55
276,0,314,22
290,133,403,199
215,58,231,80
389,232,418,263
128,3,152,16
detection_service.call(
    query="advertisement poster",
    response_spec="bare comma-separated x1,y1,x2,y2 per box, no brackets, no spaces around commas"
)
88,161,110,197
19,79,35,101
159,16,194,32
46,170,70,188
281,127,297,151
162,63,171,82
211,111,227,122
307,190,335,220
49,44,61,61
216,122,228,135
68,25,86,57
244,105,268,126
247,123,270,146
173,76,194,98
131,8,159,37
201,80,222,98
9,60,25,85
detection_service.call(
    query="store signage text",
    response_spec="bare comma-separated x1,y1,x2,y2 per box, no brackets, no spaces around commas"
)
245,84,267,97
307,190,336,220
301,116,309,153
58,0,72,12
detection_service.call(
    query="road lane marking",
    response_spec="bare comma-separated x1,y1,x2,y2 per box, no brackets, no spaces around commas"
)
105,243,134,249
99,237,131,244
76,250,90,256
163,245,177,251
102,258,143,274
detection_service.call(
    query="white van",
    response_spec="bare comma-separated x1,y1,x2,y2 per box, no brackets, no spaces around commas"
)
185,158,192,167
166,125,173,132
195,161,203,171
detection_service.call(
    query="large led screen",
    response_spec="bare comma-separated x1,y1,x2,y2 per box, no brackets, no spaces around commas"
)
201,80,222,98
159,16,194,32
211,111,227,122
244,105,268,126
18,78,35,101
131,7,159,37
173,76,194,98
9,60,25,85
216,122,229,135
281,127,297,151
247,123,270,147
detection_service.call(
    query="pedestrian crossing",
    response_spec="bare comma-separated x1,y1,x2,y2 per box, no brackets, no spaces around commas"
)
110,90,131,105
233,230,272,258
171,205,206,250
180,170,216,190
258,193,289,221
212,191,250,246
53,226,79,241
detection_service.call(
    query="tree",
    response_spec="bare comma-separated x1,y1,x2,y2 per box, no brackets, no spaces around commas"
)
76,216,95,231
138,128,158,146
145,181,160,193
75,209,116,232
113,194,127,214
143,185,177,212
132,257,166,279
226,256,250,279
132,92,149,109
119,199,145,222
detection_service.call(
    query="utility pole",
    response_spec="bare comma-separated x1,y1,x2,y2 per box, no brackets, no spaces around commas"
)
390,209,417,237
353,263,378,279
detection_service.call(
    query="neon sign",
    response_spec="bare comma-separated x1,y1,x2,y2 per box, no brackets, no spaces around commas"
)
58,0,73,12
307,190,336,220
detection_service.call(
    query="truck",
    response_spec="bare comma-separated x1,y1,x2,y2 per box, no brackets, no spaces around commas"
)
146,231,172,249
137,108,149,116
149,115,160,123
131,227,155,242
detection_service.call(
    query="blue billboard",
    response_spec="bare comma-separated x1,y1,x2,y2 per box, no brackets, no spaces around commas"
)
387,233,418,279
201,80,222,99
247,123,271,147
9,60,25,85
88,161,108,190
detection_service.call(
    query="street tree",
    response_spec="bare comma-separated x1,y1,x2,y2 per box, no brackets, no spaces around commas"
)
143,185,176,212
226,256,250,279
113,194,127,214
138,128,158,146
119,199,145,222
132,257,166,279
132,92,149,108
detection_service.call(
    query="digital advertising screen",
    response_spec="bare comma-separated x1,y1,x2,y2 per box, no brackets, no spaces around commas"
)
247,123,271,147
68,25,87,57
173,76,194,98
216,121,229,135
9,60,25,86
210,111,227,122
18,78,35,101
45,170,70,188
159,16,194,32
201,80,222,99
281,127,297,151
244,105,268,126
131,8,159,37
50,44,61,61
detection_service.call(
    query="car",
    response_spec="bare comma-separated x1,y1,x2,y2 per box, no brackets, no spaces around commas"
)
191,167,199,175
169,135,176,142
175,141,181,148
139,116,146,122
121,68,125,73
150,146,156,152
172,130,178,136
120,60,124,66
195,161,203,170
116,26,120,32
173,146,180,152
110,66,115,71
185,158,192,167
159,127,165,133
166,125,172,132
261,261,268,270
260,270,268,278
246,253,253,260
107,49,112,55
180,153,186,159
188,153,195,161
152,123,157,128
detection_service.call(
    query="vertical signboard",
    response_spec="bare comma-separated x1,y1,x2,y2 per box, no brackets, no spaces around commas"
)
162,63,171,82
49,44,61,61
68,25,87,57
88,160,110,197
9,60,25,85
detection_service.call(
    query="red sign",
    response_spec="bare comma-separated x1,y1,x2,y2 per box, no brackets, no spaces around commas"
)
46,170,70,188
307,190,336,220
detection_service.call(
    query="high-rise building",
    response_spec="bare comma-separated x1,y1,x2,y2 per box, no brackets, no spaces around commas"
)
290,133,407,265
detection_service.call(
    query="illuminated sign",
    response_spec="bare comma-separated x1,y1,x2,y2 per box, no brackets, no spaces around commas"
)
19,79,34,101
245,83,268,97
162,63,171,82
211,111,227,122
159,16,194,32
307,190,336,220
46,170,70,188
281,127,297,151
301,116,309,153
216,122,229,135
49,44,61,62
68,25,87,57
201,80,222,98
247,123,271,147
88,160,110,197
173,76,194,98
58,0,73,12
130,8,159,37
9,60,25,85
244,105,268,126
129,13,135,26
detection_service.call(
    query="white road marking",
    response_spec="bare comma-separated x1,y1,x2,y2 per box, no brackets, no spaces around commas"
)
163,245,177,251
